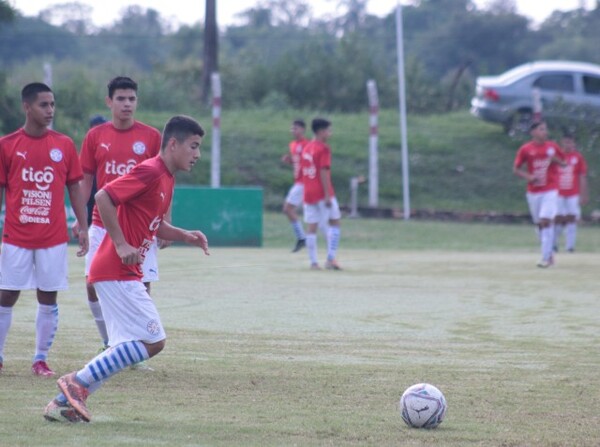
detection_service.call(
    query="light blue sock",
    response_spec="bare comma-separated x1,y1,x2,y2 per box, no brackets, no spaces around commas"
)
75,340,149,386
327,226,341,261
34,304,58,362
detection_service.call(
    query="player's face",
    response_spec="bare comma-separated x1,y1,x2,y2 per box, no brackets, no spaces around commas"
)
530,123,547,141
174,135,203,172
106,88,138,122
25,92,55,128
291,124,305,139
561,137,575,152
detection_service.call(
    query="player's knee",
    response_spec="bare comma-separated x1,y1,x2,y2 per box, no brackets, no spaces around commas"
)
86,283,98,302
145,339,166,358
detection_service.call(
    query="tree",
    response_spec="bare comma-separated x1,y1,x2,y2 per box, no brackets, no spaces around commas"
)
201,0,218,103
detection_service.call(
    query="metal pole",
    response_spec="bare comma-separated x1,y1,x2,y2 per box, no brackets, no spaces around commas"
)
211,72,221,188
367,79,379,208
396,2,410,220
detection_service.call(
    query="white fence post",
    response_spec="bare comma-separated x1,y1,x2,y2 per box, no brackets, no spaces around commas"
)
367,79,379,208
211,72,221,188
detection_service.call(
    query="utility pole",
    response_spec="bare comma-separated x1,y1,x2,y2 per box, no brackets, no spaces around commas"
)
202,0,218,103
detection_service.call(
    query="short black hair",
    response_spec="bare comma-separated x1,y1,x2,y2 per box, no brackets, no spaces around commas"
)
107,76,137,98
89,115,108,128
529,120,545,132
293,119,306,128
161,115,205,150
21,82,52,103
311,117,331,134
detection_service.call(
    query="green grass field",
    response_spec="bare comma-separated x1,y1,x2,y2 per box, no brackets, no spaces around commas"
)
1,216,600,446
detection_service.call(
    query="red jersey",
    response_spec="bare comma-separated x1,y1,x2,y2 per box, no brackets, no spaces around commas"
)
79,121,161,227
558,151,587,197
513,140,564,193
289,138,308,183
0,128,83,249
88,156,174,283
301,140,335,204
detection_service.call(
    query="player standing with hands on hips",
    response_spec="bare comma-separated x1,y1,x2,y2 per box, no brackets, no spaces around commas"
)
513,121,565,268
44,115,209,423
0,82,89,376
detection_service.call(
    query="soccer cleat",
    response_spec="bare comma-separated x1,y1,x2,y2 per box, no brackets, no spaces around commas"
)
32,360,55,377
129,360,154,371
567,248,575,253
310,263,322,270
57,372,91,422
325,260,342,271
292,238,306,253
43,398,82,423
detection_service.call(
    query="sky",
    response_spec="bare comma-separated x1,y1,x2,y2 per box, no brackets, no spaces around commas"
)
8,0,592,28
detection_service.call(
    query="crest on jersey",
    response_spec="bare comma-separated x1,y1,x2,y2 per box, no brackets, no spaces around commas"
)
146,319,161,335
546,147,555,157
133,141,146,155
50,148,63,162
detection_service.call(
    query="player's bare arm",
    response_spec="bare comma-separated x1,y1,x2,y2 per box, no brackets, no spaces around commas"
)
157,222,210,256
67,182,90,257
157,202,174,249
71,172,94,237
95,189,140,265
513,165,535,183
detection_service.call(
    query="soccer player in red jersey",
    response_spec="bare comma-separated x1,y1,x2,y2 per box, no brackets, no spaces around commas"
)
513,121,565,268
554,132,588,252
0,82,89,377
77,77,162,355
44,115,209,423
281,119,308,252
300,118,342,270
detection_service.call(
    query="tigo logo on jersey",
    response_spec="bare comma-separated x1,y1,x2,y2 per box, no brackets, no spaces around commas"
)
132,142,146,155
104,159,137,175
21,167,54,191
49,148,63,162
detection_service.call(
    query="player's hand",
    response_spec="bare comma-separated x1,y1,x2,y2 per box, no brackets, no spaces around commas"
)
115,242,142,265
157,238,173,250
71,220,81,239
325,197,332,208
184,230,210,256
77,228,89,257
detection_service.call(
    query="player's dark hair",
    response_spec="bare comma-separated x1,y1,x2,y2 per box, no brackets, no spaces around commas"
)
21,82,52,103
293,119,306,128
161,115,205,150
107,76,138,98
529,120,545,132
311,117,331,134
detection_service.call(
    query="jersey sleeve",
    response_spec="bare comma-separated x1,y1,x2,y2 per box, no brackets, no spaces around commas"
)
79,130,97,174
513,146,526,169
0,139,8,187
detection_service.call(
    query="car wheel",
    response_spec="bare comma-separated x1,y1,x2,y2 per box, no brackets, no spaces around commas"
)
505,109,533,137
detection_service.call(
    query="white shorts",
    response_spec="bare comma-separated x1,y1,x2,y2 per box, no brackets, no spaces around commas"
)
94,280,166,346
285,182,304,207
557,195,581,218
0,242,68,291
304,197,342,224
526,190,558,224
85,224,159,282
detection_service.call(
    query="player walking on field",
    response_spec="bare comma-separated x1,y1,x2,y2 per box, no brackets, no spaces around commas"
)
282,119,308,252
301,118,342,270
77,77,163,364
513,121,565,268
0,82,89,376
44,115,209,423
554,132,588,253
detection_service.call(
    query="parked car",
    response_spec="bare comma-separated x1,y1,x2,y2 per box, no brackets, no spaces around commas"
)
470,60,600,134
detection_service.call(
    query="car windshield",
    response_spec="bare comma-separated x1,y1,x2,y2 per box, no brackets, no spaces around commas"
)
494,64,534,84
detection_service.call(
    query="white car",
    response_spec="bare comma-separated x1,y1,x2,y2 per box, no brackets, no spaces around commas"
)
470,60,600,134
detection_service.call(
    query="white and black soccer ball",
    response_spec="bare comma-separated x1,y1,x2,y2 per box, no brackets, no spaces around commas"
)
399,383,447,429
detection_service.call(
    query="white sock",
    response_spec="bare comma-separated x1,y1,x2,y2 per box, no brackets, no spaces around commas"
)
88,300,109,347
327,226,341,262
540,226,554,261
566,222,577,250
291,220,305,240
76,340,149,386
319,221,329,243
306,233,318,265
34,303,58,362
0,306,13,362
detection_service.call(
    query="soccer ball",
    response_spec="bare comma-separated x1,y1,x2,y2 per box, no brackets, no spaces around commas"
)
399,383,447,429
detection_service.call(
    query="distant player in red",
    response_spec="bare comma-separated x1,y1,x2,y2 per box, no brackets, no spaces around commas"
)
301,118,342,270
0,82,89,377
44,115,209,423
77,76,162,354
281,119,308,252
513,121,565,268
554,132,588,252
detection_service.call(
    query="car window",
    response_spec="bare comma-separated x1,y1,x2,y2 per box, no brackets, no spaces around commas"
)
583,75,600,95
533,74,575,93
